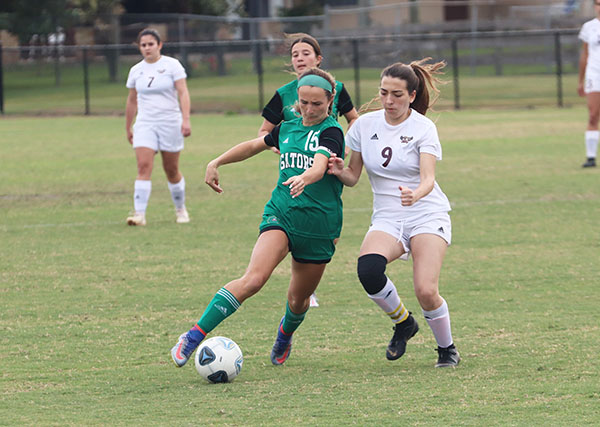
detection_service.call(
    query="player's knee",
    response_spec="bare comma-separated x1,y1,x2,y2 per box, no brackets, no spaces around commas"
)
357,254,388,295
239,271,269,297
414,286,439,307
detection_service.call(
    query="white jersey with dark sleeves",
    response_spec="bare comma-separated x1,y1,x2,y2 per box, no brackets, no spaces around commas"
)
126,55,187,123
579,18,600,76
345,108,451,219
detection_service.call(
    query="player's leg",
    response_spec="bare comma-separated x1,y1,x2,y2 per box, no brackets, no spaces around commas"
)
583,91,600,167
358,230,419,361
270,259,327,365
160,150,189,223
127,147,155,226
411,233,459,367
171,230,289,367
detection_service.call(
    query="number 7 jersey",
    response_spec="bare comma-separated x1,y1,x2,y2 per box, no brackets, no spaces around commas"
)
345,109,451,218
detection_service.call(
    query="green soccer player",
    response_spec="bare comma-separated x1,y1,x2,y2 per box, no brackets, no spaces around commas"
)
171,67,345,367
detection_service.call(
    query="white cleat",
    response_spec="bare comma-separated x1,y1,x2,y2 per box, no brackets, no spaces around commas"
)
309,293,319,307
176,207,190,224
126,212,146,226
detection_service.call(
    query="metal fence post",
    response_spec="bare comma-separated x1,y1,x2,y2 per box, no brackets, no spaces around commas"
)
0,43,4,114
451,37,460,110
554,32,563,108
352,39,360,108
255,41,264,113
83,47,90,115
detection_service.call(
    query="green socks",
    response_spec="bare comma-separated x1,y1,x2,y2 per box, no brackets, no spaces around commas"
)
281,302,308,335
196,287,241,334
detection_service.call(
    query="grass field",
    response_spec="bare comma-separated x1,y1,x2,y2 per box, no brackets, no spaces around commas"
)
1,106,599,425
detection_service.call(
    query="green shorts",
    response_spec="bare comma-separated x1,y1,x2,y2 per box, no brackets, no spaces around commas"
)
259,213,336,264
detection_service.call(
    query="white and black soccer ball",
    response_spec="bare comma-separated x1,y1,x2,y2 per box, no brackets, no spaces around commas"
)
194,336,243,383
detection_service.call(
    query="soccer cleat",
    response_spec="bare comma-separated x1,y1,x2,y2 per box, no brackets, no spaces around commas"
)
582,158,596,168
386,313,419,361
175,207,190,224
126,212,146,226
309,293,319,307
435,344,461,368
171,332,202,367
270,318,293,366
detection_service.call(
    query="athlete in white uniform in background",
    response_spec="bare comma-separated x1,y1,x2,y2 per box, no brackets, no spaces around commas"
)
329,59,460,368
125,28,192,225
577,2,600,168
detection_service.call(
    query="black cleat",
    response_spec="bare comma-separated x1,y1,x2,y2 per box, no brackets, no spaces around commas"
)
435,344,460,368
386,313,419,360
582,158,596,168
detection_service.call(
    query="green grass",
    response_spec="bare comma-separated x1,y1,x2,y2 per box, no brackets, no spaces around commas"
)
1,107,599,425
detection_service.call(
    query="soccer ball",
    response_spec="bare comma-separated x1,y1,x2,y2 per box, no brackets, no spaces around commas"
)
194,336,243,383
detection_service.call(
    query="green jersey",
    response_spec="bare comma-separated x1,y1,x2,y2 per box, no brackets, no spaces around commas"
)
262,79,354,125
263,115,345,239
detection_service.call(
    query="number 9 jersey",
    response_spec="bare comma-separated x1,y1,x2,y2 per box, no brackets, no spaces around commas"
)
345,109,451,218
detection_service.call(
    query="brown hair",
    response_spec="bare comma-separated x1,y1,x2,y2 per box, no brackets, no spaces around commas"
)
361,57,446,115
286,33,322,58
293,67,337,116
136,28,161,45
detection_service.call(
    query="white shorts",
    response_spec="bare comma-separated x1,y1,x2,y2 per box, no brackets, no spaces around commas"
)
367,211,452,260
133,120,184,152
585,71,600,94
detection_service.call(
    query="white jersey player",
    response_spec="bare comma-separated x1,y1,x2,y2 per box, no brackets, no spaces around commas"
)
577,2,600,168
125,28,192,226
329,59,460,368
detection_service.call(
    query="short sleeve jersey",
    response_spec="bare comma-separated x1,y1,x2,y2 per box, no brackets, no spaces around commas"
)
263,115,345,239
262,79,354,125
579,18,600,75
346,109,451,219
126,55,187,123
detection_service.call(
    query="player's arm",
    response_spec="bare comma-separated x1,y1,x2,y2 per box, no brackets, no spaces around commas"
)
125,88,137,144
175,78,191,137
284,127,344,198
578,42,588,97
284,153,330,198
259,92,284,153
328,149,363,187
399,153,436,206
205,136,271,193
343,108,359,129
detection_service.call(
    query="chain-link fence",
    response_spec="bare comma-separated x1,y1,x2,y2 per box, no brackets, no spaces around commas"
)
0,29,582,116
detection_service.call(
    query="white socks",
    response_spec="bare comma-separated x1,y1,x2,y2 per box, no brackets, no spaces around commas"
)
422,298,453,348
133,180,152,214
585,130,599,159
168,177,186,210
368,278,409,324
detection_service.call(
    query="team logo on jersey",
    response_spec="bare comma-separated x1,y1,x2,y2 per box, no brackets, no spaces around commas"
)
158,69,166,73
282,138,289,144
400,136,413,144
370,133,379,140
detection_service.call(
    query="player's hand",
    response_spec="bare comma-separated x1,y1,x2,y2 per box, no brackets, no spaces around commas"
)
283,175,305,198
577,83,585,97
205,161,223,193
181,119,191,137
270,146,281,155
126,128,133,145
399,186,416,206
327,153,344,175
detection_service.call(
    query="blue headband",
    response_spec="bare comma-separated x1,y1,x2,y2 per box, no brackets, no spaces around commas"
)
297,74,333,92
